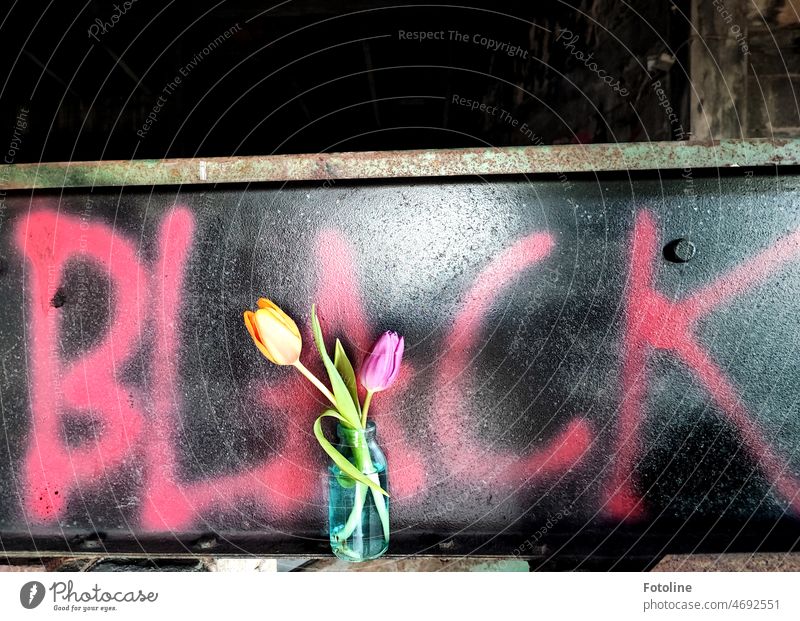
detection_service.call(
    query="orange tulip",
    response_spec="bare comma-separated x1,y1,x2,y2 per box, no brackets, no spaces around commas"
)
243,298,302,365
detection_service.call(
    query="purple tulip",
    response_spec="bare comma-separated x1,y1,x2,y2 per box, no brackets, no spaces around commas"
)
360,331,404,392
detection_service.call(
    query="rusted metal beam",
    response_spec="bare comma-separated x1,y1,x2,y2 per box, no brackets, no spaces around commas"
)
0,139,798,190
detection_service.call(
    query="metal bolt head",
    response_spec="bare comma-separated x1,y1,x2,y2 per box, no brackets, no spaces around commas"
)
664,238,696,263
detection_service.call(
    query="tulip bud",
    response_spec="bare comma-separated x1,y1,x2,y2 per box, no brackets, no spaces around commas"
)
243,298,302,365
360,331,404,392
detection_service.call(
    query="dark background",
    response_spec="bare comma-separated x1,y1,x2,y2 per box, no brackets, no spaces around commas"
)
0,0,691,162
1,1,800,568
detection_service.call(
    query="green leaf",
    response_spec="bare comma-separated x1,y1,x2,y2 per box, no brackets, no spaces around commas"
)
336,472,356,489
311,306,361,429
334,339,361,417
314,412,389,497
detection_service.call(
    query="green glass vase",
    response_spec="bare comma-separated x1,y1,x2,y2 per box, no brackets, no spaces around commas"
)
328,421,390,561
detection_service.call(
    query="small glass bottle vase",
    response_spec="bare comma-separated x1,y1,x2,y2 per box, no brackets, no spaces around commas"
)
328,421,390,562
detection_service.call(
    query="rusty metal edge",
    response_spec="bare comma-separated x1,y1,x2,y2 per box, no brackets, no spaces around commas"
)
0,139,797,190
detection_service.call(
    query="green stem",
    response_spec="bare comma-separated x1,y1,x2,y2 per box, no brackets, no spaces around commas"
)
360,390,374,428
334,438,389,544
335,481,368,543
356,393,389,540
294,360,337,406
370,479,390,542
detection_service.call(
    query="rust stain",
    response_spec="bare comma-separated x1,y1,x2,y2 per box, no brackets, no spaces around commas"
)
0,139,798,190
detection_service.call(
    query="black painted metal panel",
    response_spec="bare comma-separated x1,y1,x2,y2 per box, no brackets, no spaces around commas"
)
1,169,799,562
